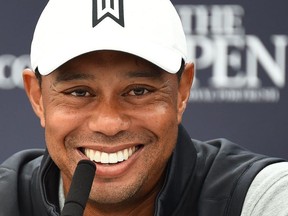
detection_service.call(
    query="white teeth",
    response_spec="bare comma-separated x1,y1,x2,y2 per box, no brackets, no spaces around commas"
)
123,149,129,160
95,151,101,162
109,153,118,164
117,151,124,162
101,152,109,163
84,146,138,164
128,148,132,156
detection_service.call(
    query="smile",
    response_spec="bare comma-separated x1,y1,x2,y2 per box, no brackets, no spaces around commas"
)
83,146,140,164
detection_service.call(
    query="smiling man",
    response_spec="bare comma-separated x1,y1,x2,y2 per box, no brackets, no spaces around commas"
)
1,0,288,216
27,50,192,215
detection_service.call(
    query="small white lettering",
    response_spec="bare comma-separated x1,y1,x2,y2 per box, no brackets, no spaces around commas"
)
189,88,280,103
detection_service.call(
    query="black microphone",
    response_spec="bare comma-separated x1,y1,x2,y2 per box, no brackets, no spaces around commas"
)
61,160,96,216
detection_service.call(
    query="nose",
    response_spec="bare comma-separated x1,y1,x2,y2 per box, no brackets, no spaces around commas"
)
87,100,130,136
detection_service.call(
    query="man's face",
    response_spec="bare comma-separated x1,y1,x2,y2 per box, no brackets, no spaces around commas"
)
24,51,192,207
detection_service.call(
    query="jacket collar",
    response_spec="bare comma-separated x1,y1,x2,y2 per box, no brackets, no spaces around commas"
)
154,125,198,216
32,152,60,216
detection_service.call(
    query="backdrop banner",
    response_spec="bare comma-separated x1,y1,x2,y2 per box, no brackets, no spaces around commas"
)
0,0,287,162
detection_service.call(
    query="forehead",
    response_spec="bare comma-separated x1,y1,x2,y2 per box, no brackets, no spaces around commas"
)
58,50,162,69
50,50,168,81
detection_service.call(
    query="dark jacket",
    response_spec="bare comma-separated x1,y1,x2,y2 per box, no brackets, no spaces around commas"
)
0,126,284,216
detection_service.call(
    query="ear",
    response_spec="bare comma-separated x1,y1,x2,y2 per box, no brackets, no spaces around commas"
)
177,63,194,124
22,69,46,128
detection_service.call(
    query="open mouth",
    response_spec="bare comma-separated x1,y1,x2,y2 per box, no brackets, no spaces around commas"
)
80,145,143,165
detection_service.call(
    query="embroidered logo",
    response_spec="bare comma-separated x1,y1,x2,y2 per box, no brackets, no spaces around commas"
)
92,0,125,27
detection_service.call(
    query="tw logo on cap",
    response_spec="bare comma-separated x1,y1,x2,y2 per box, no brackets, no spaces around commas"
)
92,0,125,27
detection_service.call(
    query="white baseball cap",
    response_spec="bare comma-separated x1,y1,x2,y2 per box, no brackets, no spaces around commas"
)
31,0,187,75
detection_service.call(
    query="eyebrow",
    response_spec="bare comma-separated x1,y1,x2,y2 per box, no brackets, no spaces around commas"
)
125,70,164,79
54,72,95,84
53,68,165,85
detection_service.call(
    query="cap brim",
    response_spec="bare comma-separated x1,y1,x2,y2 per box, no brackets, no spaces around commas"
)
36,33,184,75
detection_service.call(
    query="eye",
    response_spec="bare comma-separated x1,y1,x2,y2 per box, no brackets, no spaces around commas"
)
128,87,149,96
68,89,92,97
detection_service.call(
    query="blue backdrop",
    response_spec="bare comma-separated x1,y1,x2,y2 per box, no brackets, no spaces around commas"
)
0,0,287,162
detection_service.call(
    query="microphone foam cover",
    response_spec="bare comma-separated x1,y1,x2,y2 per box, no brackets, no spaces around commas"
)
61,160,96,216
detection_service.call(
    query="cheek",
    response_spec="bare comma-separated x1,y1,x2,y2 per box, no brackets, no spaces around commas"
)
137,104,179,185
43,105,85,168
135,102,179,154
46,109,81,132
47,113,86,148
133,95,178,123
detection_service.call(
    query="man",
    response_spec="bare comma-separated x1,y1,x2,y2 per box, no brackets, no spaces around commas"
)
0,0,288,215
